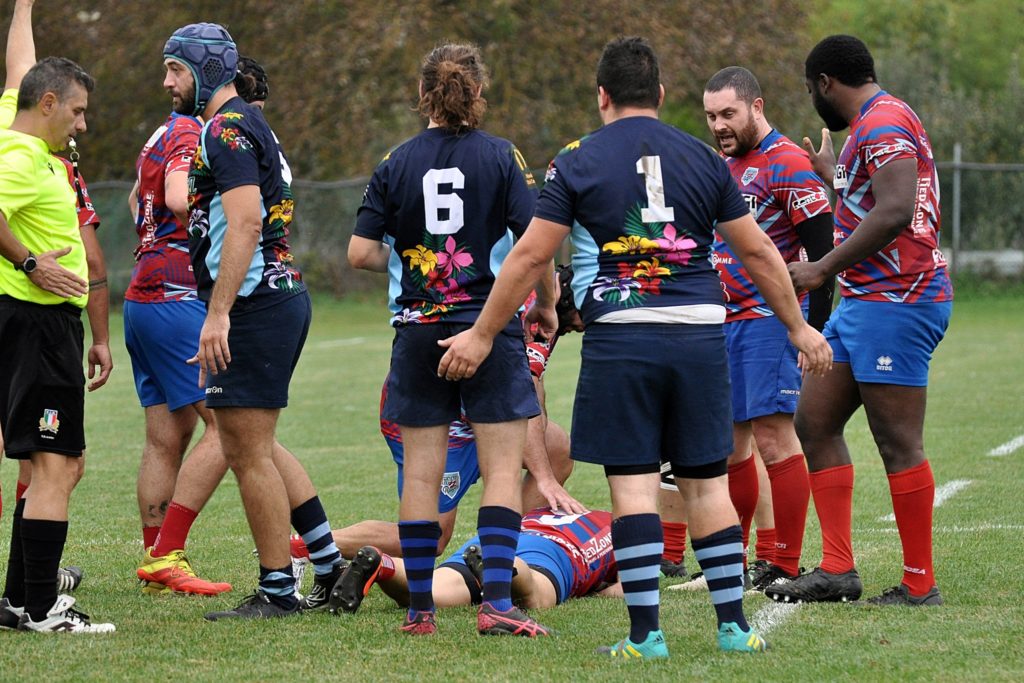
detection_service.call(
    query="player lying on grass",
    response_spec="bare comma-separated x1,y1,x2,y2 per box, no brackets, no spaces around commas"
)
328,508,619,622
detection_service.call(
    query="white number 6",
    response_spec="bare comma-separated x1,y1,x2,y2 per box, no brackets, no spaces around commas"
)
423,167,465,235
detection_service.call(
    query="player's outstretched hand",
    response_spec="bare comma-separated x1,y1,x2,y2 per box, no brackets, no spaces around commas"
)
789,323,832,377
536,478,589,515
188,313,231,387
86,342,113,391
27,247,88,299
788,260,829,294
802,128,836,186
437,327,493,381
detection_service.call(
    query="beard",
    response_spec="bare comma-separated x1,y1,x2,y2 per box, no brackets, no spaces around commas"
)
725,115,761,157
812,88,848,132
171,83,196,115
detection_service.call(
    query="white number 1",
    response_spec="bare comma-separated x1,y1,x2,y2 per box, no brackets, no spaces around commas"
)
423,167,465,235
636,155,675,223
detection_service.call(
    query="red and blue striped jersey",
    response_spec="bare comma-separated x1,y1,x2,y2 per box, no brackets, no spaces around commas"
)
57,158,100,229
713,129,831,319
521,508,616,598
833,92,952,303
127,114,201,303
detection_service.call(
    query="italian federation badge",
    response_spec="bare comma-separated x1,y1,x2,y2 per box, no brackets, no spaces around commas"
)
39,408,60,435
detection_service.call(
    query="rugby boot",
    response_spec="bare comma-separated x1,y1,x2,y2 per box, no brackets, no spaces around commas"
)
204,590,299,621
595,629,669,659
137,548,232,596
764,566,862,603
864,583,943,606
17,595,115,633
329,546,382,614
477,602,552,637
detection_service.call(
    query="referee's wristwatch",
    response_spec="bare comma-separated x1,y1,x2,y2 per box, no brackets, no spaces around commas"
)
14,252,37,274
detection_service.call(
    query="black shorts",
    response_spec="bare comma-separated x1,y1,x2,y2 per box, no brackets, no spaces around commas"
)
0,296,85,459
203,291,312,409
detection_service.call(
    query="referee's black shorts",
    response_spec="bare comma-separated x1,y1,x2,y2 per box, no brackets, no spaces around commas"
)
0,296,86,459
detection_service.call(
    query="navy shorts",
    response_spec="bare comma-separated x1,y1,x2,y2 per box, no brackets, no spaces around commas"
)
725,315,802,422
571,323,733,468
825,298,951,386
203,292,312,409
441,532,571,604
124,299,207,411
387,434,480,514
383,323,540,426
0,297,85,459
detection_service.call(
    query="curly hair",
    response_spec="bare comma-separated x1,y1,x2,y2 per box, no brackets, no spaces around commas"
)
417,43,488,130
234,56,269,104
805,35,876,87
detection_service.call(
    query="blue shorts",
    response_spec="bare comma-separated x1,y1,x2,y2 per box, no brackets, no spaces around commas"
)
123,299,206,411
383,323,540,425
203,292,312,408
387,435,480,514
725,315,801,422
441,532,571,604
825,298,951,386
571,323,733,468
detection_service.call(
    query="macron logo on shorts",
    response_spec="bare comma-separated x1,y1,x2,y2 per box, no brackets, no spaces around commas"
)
205,386,223,394
876,356,894,372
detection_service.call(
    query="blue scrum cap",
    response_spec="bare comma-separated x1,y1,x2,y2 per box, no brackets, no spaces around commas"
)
163,22,238,115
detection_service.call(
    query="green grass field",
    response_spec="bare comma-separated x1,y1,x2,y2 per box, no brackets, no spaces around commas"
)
1,292,1022,681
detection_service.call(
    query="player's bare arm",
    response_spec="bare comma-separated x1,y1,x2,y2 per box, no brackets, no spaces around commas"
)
0,213,87,297
522,376,587,514
163,169,190,226
437,217,568,380
802,128,836,185
190,183,263,383
347,234,391,273
718,212,832,376
789,157,916,293
80,221,112,391
4,0,35,91
128,178,139,222
525,260,559,340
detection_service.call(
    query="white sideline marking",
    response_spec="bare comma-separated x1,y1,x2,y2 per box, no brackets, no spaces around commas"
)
861,523,1024,534
748,602,799,635
878,479,972,522
988,434,1024,457
312,337,366,349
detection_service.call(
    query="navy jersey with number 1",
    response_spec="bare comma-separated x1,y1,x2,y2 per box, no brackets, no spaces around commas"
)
355,127,537,327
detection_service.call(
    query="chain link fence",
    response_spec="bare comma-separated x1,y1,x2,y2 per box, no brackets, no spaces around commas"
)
87,158,1023,304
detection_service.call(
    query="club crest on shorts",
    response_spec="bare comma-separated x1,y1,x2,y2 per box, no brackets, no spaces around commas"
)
38,409,60,434
741,167,758,185
440,471,461,500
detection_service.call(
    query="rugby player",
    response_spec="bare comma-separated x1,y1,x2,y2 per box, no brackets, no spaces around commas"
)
768,35,952,607
164,23,344,620
328,508,619,618
439,36,831,659
349,43,554,637
703,66,834,589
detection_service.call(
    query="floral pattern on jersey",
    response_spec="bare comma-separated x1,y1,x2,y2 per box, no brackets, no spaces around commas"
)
210,112,252,152
393,232,477,324
594,203,698,306
264,246,302,292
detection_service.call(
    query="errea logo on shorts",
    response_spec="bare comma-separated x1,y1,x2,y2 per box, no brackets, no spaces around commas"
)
876,356,894,372
206,386,223,394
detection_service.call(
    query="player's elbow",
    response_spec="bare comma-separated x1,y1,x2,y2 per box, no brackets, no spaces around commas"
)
165,194,189,225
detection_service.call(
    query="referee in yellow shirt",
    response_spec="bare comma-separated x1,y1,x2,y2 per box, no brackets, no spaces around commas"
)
0,40,114,632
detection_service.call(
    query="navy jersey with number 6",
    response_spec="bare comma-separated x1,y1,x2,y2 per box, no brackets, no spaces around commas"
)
535,117,749,326
355,128,537,326
188,97,304,303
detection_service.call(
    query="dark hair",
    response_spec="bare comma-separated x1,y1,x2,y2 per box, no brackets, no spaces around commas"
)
234,56,269,103
704,66,762,104
805,35,876,87
17,57,95,111
596,36,660,109
417,43,488,130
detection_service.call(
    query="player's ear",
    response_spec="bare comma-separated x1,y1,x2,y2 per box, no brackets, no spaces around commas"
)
597,86,611,111
657,84,665,108
752,97,764,117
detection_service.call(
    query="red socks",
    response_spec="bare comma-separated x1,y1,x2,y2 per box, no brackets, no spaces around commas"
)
143,525,160,549
378,552,396,582
810,464,855,574
754,527,777,564
16,481,28,501
887,460,936,596
728,454,759,565
152,502,199,557
767,453,811,575
661,521,687,564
